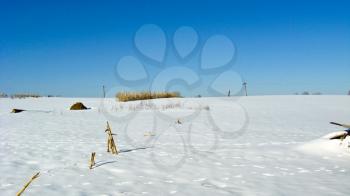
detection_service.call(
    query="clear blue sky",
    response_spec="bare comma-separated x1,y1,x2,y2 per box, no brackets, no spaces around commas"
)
0,0,349,97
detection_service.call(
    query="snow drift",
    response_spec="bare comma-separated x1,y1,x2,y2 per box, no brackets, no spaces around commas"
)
0,96,350,195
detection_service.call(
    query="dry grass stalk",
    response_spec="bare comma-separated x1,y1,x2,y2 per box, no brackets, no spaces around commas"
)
89,152,96,169
116,91,181,102
16,172,40,196
105,122,118,154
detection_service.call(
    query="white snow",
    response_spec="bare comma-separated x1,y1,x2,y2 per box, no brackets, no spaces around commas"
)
0,95,350,195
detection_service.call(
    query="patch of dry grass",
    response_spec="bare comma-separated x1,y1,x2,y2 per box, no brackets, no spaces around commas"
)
116,91,181,102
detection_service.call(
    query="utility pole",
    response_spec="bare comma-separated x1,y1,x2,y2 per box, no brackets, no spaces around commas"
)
243,82,248,96
102,85,106,98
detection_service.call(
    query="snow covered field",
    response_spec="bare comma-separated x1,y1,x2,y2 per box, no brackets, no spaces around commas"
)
0,96,349,195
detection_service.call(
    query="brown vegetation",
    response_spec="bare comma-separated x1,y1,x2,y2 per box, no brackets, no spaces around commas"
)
89,152,96,169
16,172,40,196
116,91,181,102
105,122,118,154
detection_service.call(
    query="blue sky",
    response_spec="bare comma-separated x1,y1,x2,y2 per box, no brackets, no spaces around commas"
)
0,0,349,97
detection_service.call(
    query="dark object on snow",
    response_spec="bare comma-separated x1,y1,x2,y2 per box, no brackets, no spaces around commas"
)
327,122,350,140
70,102,88,110
11,109,26,113
176,119,182,124
330,122,350,129
328,131,348,140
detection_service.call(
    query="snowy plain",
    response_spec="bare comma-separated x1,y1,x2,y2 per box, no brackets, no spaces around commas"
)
0,96,349,195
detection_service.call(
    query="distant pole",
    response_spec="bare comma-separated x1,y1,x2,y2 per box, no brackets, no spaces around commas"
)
228,89,231,97
102,85,106,98
243,82,248,96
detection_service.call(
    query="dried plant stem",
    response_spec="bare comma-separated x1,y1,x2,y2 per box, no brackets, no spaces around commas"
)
17,172,40,196
105,122,118,154
89,152,96,169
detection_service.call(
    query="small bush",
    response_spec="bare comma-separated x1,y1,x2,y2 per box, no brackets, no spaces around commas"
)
116,91,181,102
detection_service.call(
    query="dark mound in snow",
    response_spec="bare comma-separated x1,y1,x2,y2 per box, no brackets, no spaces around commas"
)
70,102,88,110
11,109,26,113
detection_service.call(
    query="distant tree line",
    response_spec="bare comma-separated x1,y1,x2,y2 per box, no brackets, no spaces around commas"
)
0,92,60,98
0,92,8,98
295,90,350,95
10,93,41,98
295,91,322,95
